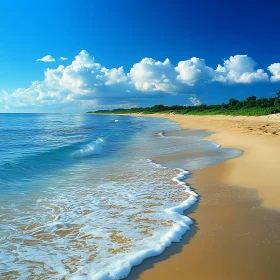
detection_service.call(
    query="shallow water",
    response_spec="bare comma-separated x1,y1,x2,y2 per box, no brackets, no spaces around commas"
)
0,114,242,279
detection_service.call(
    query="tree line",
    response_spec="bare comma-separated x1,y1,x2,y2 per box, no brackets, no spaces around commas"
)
88,90,280,116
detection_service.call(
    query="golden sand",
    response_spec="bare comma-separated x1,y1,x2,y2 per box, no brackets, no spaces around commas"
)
126,113,280,280
163,113,280,209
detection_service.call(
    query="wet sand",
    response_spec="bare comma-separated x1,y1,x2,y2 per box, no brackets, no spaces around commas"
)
163,113,280,209
126,113,280,280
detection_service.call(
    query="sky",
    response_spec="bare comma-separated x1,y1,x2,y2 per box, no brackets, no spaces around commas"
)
1,0,280,112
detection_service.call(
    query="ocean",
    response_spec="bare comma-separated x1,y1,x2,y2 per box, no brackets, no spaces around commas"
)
0,114,242,279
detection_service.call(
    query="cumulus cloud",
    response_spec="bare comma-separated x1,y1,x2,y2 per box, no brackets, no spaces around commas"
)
189,97,202,106
60,57,68,61
268,63,280,82
129,58,178,93
1,50,132,112
101,66,128,85
40,50,129,101
175,57,215,85
0,51,275,112
213,55,269,84
36,55,56,62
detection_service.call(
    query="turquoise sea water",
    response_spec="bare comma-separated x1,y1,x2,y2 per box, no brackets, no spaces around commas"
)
0,114,242,279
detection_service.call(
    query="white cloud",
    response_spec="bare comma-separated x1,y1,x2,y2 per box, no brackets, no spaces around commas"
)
213,55,269,84
60,57,68,61
1,50,132,112
36,55,55,62
0,51,275,112
175,57,215,85
189,97,202,106
42,50,130,101
100,66,128,85
129,58,178,93
268,63,280,82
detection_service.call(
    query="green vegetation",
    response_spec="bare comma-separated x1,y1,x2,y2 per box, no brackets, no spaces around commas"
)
87,90,280,116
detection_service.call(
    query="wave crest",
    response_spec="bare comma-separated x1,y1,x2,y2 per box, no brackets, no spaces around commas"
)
73,138,104,158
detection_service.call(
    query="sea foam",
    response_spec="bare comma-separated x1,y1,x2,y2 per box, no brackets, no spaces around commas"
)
0,114,241,280
70,163,198,280
0,158,198,280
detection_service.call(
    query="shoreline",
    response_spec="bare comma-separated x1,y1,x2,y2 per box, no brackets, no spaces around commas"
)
157,113,280,209
131,113,280,209
126,113,280,280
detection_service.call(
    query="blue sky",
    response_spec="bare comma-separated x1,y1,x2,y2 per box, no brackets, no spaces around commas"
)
1,0,280,112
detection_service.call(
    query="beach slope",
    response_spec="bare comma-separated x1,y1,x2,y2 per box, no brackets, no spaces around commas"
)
127,113,280,280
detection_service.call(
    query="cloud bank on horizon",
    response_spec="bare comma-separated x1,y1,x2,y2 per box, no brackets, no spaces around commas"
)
1,50,279,112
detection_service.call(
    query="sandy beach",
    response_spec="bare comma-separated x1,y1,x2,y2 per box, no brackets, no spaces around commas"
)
127,113,280,280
